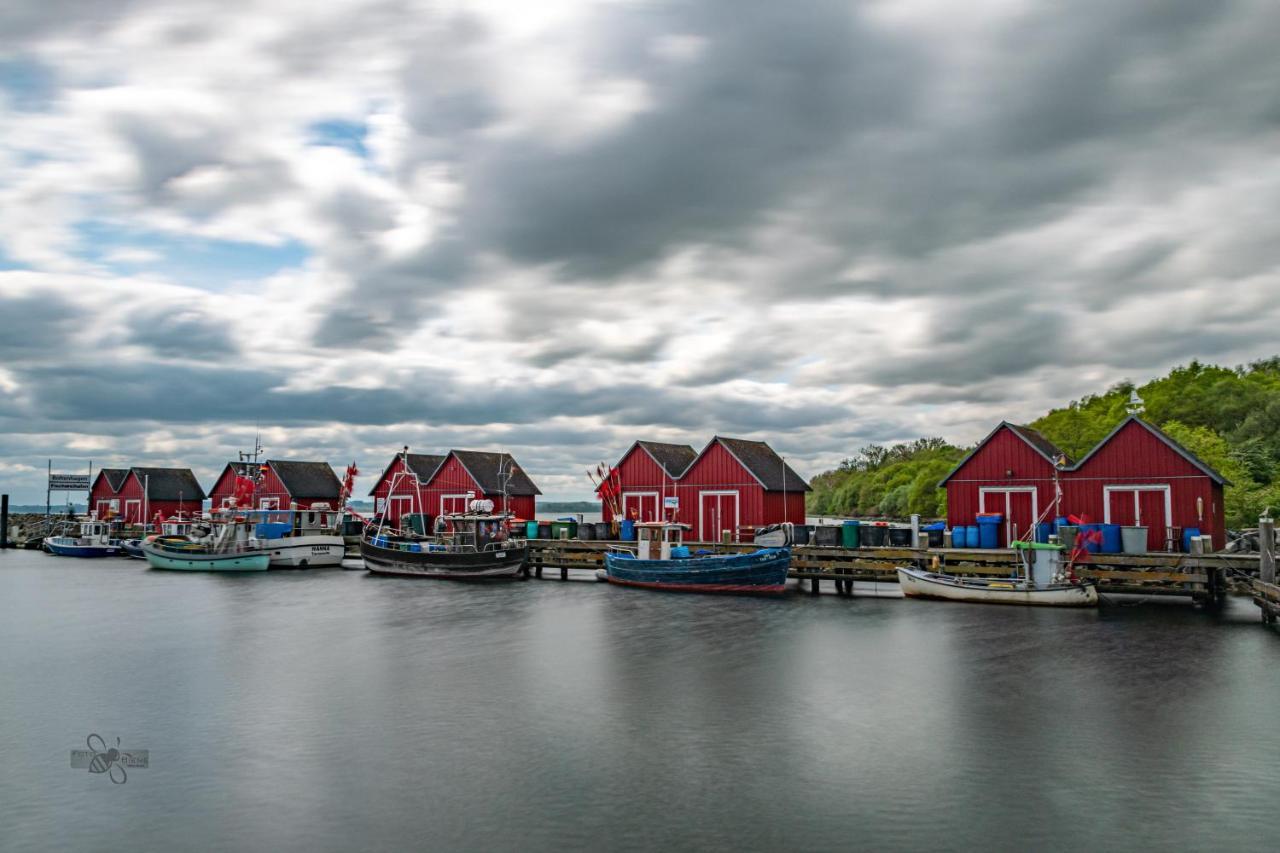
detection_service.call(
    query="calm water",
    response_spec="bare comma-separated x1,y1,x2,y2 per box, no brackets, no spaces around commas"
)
3,549,1279,853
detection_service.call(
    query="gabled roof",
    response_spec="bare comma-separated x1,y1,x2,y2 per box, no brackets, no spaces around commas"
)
368,453,447,495
938,422,1069,486
704,436,811,492
1070,415,1230,485
631,440,697,478
267,460,342,499
94,468,130,493
449,450,542,496
129,467,207,501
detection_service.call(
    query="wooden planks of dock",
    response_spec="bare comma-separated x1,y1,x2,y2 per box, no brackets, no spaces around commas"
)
524,539,1259,605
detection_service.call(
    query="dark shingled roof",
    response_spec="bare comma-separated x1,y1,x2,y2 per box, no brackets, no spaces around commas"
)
367,453,447,495
130,467,207,501
1007,424,1072,466
451,451,542,496
98,468,130,492
268,460,342,499
635,441,697,477
713,437,811,492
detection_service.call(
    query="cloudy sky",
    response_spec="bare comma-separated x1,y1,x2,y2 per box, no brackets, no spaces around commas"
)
2,0,1279,503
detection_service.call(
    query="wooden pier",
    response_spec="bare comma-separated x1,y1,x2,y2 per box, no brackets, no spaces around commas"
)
524,539,1261,607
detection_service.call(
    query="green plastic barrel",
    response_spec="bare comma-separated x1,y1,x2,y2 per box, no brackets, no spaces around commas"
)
841,521,860,549
549,520,578,540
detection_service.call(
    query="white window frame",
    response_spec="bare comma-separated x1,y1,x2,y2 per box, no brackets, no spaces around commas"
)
389,495,414,521
259,497,280,510
978,486,1039,544
621,491,659,522
96,499,114,518
698,489,740,542
1102,484,1172,528
441,493,470,515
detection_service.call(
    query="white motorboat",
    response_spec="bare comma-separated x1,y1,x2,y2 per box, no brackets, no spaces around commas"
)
897,541,1098,607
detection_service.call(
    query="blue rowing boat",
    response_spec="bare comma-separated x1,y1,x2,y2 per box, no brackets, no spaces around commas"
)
601,522,790,595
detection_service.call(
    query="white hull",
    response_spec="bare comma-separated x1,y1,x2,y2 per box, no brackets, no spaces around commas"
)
897,567,1098,607
259,535,345,568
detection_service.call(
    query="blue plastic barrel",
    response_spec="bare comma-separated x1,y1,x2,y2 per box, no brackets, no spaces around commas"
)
977,515,1003,549
1182,527,1201,552
1100,524,1122,553
620,519,636,541
526,521,539,539
962,526,977,548
1035,522,1053,543
670,545,690,558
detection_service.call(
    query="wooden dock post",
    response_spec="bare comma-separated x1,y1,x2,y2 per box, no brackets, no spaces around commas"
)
1260,515,1275,586
810,578,819,594
0,494,8,549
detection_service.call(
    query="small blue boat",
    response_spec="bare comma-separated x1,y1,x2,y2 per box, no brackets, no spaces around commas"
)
44,521,123,558
602,522,790,595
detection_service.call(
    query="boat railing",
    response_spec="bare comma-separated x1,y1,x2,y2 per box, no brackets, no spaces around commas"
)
149,538,263,556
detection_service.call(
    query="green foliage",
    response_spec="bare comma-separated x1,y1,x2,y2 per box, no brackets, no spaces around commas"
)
806,357,1280,525
807,439,965,520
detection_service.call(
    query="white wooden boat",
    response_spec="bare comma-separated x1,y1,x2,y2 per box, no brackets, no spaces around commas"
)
897,541,1098,607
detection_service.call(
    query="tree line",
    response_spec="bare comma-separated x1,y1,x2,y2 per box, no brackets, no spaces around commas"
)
807,358,1280,528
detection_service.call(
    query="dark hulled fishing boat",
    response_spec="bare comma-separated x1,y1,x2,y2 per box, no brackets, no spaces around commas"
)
361,512,527,579
601,522,791,595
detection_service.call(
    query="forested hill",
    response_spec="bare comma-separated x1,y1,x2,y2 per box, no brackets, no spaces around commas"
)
807,359,1280,527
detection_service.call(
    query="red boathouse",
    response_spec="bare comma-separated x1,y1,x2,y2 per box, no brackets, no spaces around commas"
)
658,436,809,542
90,468,130,519
368,452,447,526
941,417,1228,550
208,460,343,510
599,441,697,524
115,468,206,524
938,423,1070,548
1064,416,1228,550
417,450,541,520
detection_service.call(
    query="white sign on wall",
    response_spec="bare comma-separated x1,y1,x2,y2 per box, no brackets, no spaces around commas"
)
664,496,679,509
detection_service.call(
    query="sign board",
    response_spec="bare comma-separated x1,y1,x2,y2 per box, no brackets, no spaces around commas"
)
49,474,91,491
663,496,679,509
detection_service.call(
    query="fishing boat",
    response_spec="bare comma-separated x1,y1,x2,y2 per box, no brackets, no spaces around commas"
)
139,513,269,571
44,520,123,558
245,506,346,568
897,541,1098,607
361,509,527,579
602,522,791,595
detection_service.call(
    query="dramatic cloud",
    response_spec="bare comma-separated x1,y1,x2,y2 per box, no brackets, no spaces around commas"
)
2,0,1280,502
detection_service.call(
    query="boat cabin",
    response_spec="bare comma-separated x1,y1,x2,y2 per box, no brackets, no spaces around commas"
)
636,522,691,560
438,513,513,551
77,521,115,543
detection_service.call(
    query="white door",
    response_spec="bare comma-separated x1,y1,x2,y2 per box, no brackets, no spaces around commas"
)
699,491,739,542
441,494,470,515
622,492,659,522
125,500,141,524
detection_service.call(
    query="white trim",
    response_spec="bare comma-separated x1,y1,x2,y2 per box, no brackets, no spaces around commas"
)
978,486,1039,544
440,493,470,515
258,497,280,510
388,494,414,521
698,489,740,542
621,491,659,521
1102,484,1172,529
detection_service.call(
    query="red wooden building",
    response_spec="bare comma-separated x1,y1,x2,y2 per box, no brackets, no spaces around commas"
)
420,450,540,520
600,441,697,524
601,436,809,540
1064,416,1228,550
939,423,1069,548
941,417,1228,550
96,467,205,524
369,449,540,523
208,460,342,510
368,452,447,526
676,437,809,541
90,468,130,519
